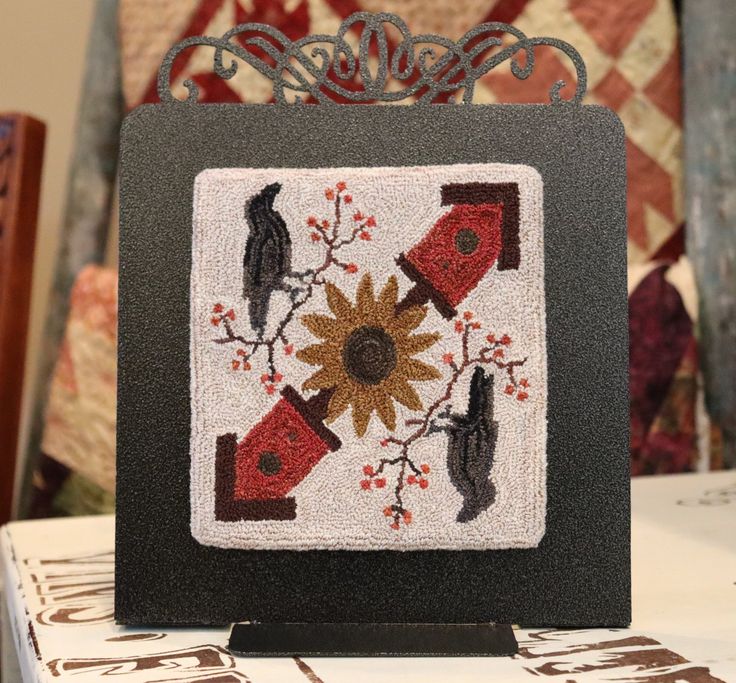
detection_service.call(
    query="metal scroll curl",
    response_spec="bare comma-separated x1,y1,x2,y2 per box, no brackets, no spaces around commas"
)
156,12,587,106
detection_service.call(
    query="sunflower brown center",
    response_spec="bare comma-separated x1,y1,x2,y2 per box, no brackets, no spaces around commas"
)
343,325,397,385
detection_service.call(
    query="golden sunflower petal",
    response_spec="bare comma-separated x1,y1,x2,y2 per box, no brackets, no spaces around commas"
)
356,273,375,312
377,275,399,314
400,358,442,381
303,367,339,391
325,281,353,319
402,331,441,354
387,376,424,411
326,383,353,422
352,398,372,437
375,393,397,432
301,313,337,339
394,305,427,332
295,342,331,366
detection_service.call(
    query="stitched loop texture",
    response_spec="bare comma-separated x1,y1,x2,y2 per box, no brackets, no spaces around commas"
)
190,164,547,550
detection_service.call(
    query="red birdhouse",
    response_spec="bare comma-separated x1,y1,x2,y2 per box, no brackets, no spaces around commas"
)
397,182,520,318
215,386,340,521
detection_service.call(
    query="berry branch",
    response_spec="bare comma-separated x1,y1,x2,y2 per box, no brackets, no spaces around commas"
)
360,312,530,529
209,182,377,391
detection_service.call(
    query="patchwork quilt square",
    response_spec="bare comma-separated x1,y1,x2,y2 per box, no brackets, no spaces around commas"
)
190,163,546,550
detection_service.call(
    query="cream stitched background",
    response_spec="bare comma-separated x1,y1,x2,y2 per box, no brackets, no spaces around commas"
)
190,163,546,550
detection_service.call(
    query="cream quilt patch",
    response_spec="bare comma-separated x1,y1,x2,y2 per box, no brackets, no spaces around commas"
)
190,163,546,550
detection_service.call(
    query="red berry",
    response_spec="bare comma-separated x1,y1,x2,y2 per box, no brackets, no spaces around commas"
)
375,478,386,488
336,181,347,191
213,303,224,313
307,216,317,227
421,464,430,474
273,372,283,383
454,320,464,332
353,211,363,221
505,384,515,395
236,348,246,357
501,334,512,345
471,322,481,330
365,216,376,228
380,439,388,447
383,506,393,517
407,475,417,485
325,188,335,200
360,479,371,490
260,374,270,383
419,478,429,489
243,362,251,371
211,317,220,326
321,219,330,229
390,522,400,530
463,311,473,321
226,309,235,320
520,378,529,388
310,232,321,242
359,231,371,241
284,344,294,355
345,263,358,274
344,194,353,203
486,333,496,343
232,360,240,370
403,510,413,524
265,384,276,395
493,348,504,359
517,391,529,401
442,353,454,365
363,464,374,476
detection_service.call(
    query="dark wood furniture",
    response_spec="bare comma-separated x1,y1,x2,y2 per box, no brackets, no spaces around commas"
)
0,114,46,524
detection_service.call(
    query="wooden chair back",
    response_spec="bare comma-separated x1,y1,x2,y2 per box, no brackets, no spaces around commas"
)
0,113,45,524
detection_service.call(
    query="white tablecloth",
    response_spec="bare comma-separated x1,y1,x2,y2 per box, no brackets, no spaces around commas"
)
2,471,735,682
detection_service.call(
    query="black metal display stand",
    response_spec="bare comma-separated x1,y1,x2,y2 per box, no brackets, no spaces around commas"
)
115,12,629,650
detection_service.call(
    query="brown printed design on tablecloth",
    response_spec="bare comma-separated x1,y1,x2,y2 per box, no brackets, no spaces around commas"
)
28,621,41,661
46,645,235,678
147,674,251,683
677,482,736,507
190,164,547,551
105,633,167,643
517,629,727,682
24,551,114,626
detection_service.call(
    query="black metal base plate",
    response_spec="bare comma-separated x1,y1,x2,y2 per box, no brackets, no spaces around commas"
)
228,622,518,657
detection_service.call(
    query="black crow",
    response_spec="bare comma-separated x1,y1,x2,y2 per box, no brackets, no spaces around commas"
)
446,366,499,523
242,183,292,336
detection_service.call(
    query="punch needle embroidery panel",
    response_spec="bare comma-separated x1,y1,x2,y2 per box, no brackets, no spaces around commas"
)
190,164,546,551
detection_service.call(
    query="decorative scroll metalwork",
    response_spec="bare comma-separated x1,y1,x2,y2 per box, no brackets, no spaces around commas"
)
157,12,587,106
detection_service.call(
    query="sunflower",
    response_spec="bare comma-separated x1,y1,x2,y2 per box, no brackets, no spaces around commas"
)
297,274,441,436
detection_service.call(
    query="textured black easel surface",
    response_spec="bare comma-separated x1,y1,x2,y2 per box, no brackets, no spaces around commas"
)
228,622,518,657
116,104,629,627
